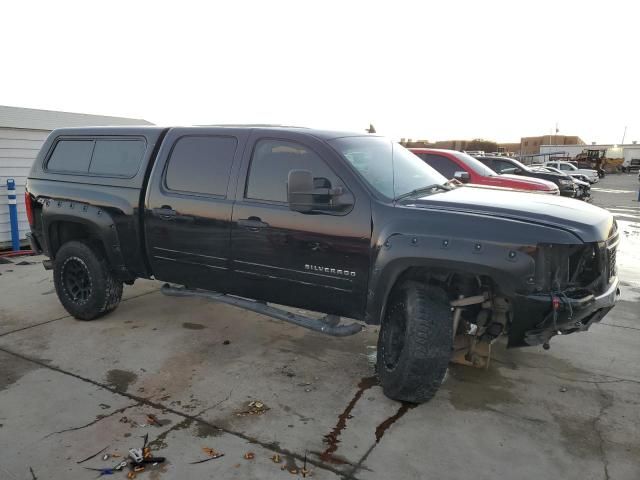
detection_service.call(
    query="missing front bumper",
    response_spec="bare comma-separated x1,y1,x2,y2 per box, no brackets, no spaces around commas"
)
510,277,620,347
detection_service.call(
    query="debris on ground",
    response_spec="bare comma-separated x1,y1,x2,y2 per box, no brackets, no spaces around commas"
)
271,453,281,463
302,450,312,477
146,414,161,426
80,433,166,475
190,446,225,464
202,447,220,457
223,340,230,345
244,452,255,460
76,445,110,464
190,454,225,465
560,387,568,393
235,400,269,416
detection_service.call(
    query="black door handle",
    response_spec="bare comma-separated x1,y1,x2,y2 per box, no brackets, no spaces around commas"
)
152,207,177,220
238,217,269,231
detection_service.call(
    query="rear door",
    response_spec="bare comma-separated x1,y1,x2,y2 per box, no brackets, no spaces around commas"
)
229,131,372,319
415,153,462,180
145,128,247,290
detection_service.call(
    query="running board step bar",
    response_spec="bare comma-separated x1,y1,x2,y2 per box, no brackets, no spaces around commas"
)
161,284,363,337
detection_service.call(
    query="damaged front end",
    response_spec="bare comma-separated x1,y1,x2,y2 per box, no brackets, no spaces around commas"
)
510,226,621,348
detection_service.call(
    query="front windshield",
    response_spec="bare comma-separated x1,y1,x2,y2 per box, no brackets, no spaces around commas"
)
329,136,447,200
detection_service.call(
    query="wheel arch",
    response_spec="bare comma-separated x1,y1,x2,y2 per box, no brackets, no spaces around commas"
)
41,199,131,280
364,233,536,325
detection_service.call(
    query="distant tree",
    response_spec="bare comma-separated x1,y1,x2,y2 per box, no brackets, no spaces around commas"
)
367,124,376,134
465,138,498,152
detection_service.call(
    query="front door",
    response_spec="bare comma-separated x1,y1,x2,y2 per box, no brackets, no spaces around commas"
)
145,128,247,291
229,132,371,319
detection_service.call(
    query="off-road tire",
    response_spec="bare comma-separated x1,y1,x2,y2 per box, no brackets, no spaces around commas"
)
377,281,452,403
53,241,123,320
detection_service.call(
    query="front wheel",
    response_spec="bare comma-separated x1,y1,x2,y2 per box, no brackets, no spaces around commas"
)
377,281,452,403
53,241,123,320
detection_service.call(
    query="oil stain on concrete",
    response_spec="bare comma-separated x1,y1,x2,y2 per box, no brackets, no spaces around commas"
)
0,351,39,391
147,417,194,450
105,369,138,393
195,422,224,438
445,364,519,411
182,322,206,330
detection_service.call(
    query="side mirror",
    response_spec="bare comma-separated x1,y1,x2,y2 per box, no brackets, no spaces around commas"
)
453,171,470,183
287,169,353,213
288,170,315,213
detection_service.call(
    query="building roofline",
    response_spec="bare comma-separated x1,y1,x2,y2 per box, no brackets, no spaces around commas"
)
0,105,153,130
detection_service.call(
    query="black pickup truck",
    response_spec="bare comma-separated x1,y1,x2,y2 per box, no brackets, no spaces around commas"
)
25,126,620,403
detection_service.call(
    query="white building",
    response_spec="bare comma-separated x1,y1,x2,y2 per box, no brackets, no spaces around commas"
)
0,105,152,248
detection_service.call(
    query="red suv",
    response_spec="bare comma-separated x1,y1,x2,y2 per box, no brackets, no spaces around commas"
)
410,148,559,194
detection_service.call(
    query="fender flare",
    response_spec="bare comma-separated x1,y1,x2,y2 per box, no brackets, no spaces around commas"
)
40,198,130,279
364,232,536,325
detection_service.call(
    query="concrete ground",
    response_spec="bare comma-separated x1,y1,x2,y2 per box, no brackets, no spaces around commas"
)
1,174,639,480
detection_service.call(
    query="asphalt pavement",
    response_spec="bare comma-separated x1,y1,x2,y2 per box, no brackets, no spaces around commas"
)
1,173,638,480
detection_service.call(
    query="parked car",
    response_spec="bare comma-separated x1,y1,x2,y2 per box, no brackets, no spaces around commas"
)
26,127,619,403
537,166,591,201
621,158,640,173
475,156,576,197
544,161,599,184
409,148,559,194
532,164,591,184
573,178,592,200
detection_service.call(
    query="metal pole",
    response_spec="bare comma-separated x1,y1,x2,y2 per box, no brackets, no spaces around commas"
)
7,178,20,251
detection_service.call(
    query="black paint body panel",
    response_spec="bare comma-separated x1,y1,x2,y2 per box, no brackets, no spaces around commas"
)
27,126,619,347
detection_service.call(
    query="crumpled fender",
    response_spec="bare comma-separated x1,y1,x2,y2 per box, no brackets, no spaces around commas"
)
364,207,581,325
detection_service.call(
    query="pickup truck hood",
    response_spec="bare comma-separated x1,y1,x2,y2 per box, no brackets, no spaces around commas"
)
409,186,614,243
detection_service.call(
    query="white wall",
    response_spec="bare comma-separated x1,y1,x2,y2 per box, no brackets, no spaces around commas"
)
539,145,597,157
623,147,640,164
0,128,49,246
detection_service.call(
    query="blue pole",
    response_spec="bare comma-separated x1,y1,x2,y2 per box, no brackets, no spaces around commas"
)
7,178,20,251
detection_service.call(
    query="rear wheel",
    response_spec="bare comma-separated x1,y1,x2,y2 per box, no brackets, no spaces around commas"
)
53,241,123,320
377,281,452,403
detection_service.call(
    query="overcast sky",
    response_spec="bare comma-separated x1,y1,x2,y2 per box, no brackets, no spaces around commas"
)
2,0,638,143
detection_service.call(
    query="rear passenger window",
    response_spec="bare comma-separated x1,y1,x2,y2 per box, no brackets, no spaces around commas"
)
47,140,94,172
416,153,460,180
90,140,146,176
246,139,340,203
165,136,238,196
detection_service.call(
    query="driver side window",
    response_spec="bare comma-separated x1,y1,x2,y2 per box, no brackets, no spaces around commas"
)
245,139,341,203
